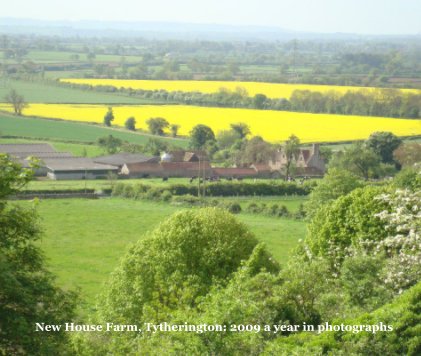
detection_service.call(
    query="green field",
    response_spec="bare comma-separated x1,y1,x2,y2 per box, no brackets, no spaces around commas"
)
1,50,144,64
0,79,161,104
17,198,305,315
0,113,188,147
0,137,104,157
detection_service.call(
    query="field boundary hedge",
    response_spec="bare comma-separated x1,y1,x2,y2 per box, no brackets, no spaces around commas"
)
112,180,315,198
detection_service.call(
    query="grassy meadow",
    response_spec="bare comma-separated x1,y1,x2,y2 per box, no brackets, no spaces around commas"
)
0,113,188,147
0,137,104,157
2,103,419,143
16,198,305,315
0,79,162,104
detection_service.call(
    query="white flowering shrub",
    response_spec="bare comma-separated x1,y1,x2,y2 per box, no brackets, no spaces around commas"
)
373,189,421,293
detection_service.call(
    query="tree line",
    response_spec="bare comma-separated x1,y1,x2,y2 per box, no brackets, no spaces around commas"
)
68,82,421,119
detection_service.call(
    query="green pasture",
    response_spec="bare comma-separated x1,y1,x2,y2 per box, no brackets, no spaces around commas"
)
0,79,161,104
1,50,143,63
0,113,188,147
0,137,103,157
15,198,305,316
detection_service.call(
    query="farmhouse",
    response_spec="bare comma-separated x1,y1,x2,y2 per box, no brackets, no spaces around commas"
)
44,158,118,180
268,144,326,177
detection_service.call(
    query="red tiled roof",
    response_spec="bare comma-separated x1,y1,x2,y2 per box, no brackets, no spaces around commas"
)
124,162,164,173
161,161,212,171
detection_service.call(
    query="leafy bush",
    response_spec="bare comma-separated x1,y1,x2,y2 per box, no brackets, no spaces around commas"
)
171,194,200,205
305,186,390,267
160,190,173,202
97,208,277,325
305,168,363,219
219,202,242,214
393,167,421,191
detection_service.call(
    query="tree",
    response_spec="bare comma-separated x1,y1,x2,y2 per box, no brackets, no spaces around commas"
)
236,136,274,166
170,124,180,138
230,123,251,139
366,131,402,164
103,107,114,127
97,135,123,154
252,93,268,109
0,154,76,354
143,138,168,156
393,142,421,168
189,124,215,149
330,143,382,180
146,117,169,136
4,89,28,115
97,208,273,324
305,168,363,219
216,129,241,149
305,186,390,265
284,134,300,178
125,117,136,131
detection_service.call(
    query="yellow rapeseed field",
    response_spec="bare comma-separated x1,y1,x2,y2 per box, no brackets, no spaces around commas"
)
60,78,420,98
1,103,420,143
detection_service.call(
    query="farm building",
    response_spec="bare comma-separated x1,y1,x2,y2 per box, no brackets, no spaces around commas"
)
161,150,209,163
121,161,164,178
121,150,212,178
121,161,212,178
212,167,258,179
0,143,74,176
93,152,159,169
268,144,326,177
44,158,118,180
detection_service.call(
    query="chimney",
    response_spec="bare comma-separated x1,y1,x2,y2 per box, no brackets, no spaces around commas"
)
312,144,320,156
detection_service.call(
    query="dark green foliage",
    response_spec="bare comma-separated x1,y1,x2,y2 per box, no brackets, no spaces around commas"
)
103,106,114,126
97,134,123,154
143,137,169,156
219,201,242,214
230,122,251,138
146,117,169,135
124,116,136,131
264,281,421,356
330,143,382,179
189,124,216,149
340,255,389,309
170,124,180,137
112,180,313,199
235,136,275,166
366,131,402,164
95,85,421,119
284,134,301,178
0,155,76,355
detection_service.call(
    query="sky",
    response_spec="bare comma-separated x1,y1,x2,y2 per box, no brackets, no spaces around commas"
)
1,0,421,35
